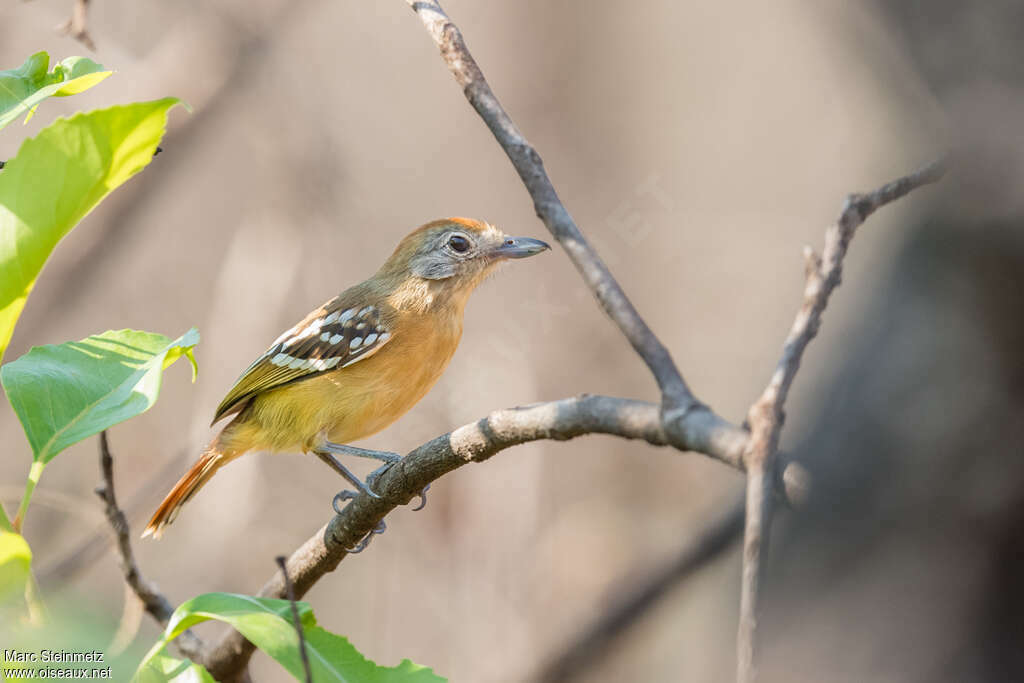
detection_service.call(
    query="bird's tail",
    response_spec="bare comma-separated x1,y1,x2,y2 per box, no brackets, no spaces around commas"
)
142,442,232,540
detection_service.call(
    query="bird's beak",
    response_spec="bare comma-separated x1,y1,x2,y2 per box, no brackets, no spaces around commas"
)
491,236,551,259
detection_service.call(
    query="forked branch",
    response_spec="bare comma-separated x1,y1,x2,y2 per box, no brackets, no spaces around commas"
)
736,158,947,682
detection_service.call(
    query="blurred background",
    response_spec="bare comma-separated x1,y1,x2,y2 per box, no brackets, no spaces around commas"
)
1,1,1019,681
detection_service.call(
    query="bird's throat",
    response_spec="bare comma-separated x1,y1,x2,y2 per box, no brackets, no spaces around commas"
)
387,275,473,318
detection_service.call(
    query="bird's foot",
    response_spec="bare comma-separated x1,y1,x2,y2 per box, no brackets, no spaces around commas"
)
320,441,402,464
316,441,427,507
349,519,387,554
330,491,387,553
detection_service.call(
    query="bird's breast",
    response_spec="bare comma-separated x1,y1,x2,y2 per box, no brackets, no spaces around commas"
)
322,312,462,442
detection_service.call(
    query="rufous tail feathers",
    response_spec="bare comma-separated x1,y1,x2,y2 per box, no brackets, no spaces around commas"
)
142,445,230,540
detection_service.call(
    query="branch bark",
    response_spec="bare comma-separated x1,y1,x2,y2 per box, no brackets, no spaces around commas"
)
736,158,947,682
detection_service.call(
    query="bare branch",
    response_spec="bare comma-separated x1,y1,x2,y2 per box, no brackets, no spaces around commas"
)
41,450,187,585
56,0,96,51
736,458,771,683
202,394,718,679
757,158,947,426
736,158,947,682
534,496,745,683
96,431,203,661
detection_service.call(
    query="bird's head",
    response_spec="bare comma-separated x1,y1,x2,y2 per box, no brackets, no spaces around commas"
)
379,218,550,297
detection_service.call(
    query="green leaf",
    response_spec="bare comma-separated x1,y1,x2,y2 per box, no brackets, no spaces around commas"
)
1,328,199,464
136,654,215,683
137,593,446,682
0,97,182,362
0,531,32,604
0,52,111,129
301,626,444,683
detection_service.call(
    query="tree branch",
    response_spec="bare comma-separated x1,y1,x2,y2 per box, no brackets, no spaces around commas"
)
56,0,96,51
40,447,187,586
736,158,947,682
96,431,203,661
202,394,722,679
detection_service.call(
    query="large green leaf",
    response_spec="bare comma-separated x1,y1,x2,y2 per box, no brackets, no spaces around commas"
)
0,531,31,604
0,51,111,129
1,328,198,465
137,593,446,682
0,97,182,362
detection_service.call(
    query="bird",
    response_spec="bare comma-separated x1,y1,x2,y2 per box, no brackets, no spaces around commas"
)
143,218,549,539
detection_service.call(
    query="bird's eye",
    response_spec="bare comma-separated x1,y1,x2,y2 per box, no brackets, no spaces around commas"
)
448,234,471,253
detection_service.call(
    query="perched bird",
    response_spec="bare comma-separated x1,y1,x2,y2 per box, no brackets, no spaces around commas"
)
143,218,549,539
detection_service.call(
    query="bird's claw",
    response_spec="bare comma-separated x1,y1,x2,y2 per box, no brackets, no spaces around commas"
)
347,520,386,554
331,461,430,520
411,483,430,511
332,489,358,515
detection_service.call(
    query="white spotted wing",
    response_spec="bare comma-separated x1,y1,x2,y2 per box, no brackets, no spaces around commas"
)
212,297,393,423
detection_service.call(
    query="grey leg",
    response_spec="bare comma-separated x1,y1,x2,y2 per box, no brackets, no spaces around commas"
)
318,441,401,464
312,448,379,499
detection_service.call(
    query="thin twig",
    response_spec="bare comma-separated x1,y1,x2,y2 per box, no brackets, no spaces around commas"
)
736,458,771,683
56,0,96,51
276,556,313,683
96,431,204,661
40,450,188,585
736,158,947,683
534,496,746,683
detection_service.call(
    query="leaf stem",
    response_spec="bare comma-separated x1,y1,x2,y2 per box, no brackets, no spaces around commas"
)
13,461,45,533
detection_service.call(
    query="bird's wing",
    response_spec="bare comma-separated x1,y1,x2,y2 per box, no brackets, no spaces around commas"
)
212,297,394,424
